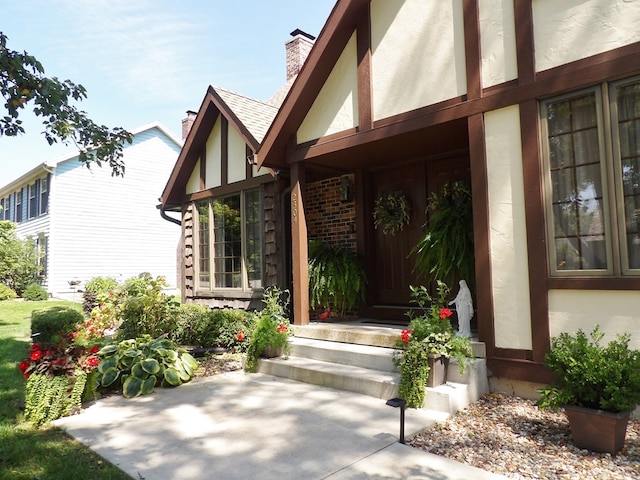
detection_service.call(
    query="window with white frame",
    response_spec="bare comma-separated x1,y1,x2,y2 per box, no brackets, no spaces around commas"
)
40,176,49,215
195,188,262,291
541,76,640,276
15,188,23,223
28,181,39,219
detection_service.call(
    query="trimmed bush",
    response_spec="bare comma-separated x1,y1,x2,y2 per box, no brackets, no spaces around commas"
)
171,303,212,346
22,283,48,301
31,306,84,344
0,283,17,301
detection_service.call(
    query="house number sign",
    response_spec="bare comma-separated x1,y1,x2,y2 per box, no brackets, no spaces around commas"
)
292,191,298,224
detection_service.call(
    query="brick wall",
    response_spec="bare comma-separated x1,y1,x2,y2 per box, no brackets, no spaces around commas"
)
306,174,356,251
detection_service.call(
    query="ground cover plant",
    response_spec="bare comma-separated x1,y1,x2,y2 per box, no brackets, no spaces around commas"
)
0,299,130,480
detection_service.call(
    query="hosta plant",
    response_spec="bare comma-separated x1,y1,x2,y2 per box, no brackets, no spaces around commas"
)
97,335,199,399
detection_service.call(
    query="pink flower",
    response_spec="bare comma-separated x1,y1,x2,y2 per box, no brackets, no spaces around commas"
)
439,308,452,319
401,329,412,343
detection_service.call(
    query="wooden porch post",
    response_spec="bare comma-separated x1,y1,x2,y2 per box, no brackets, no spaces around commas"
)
290,161,309,325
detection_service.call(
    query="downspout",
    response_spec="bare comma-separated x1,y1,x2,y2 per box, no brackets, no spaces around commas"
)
156,202,182,226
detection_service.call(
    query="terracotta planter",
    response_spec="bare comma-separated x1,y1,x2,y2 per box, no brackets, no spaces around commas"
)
564,405,631,455
426,354,448,387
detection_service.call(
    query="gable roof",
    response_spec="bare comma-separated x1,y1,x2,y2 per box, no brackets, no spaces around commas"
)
0,122,181,195
256,0,366,169
160,86,278,209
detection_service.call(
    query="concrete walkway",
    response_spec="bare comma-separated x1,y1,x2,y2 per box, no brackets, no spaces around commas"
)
55,371,508,480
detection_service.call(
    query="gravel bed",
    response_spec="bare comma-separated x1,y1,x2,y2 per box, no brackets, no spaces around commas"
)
193,352,243,378
410,392,640,480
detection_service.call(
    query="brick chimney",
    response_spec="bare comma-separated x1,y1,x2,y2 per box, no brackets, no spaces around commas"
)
181,110,197,140
285,29,315,81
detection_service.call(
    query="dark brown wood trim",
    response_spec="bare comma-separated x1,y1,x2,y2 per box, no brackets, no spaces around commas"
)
493,348,533,361
514,0,535,85
463,0,482,100
547,276,640,290
292,41,640,164
356,3,372,131
468,113,495,357
199,146,206,191
520,99,550,363
246,145,253,179
487,358,553,385
291,160,310,325
221,117,228,186
183,174,274,203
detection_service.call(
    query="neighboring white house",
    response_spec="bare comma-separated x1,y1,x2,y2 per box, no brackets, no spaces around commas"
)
0,122,182,297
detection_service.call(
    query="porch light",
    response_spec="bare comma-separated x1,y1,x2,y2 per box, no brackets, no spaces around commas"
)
385,397,407,444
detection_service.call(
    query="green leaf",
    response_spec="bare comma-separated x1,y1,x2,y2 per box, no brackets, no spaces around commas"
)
141,358,161,375
97,355,117,374
180,352,198,373
141,376,157,395
131,362,149,379
123,376,144,398
98,344,118,356
100,368,119,387
163,367,182,386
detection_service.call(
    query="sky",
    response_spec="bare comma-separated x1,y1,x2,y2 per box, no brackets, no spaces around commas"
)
0,0,336,183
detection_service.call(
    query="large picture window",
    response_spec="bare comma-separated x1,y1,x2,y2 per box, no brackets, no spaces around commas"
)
541,77,640,276
195,188,262,292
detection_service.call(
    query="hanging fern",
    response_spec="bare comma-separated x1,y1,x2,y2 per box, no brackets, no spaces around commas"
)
308,240,367,317
411,183,474,291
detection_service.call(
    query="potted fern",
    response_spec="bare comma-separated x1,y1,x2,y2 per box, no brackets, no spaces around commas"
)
308,240,366,318
536,325,640,454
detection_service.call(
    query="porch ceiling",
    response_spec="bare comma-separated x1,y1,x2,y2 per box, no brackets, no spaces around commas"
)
296,117,469,180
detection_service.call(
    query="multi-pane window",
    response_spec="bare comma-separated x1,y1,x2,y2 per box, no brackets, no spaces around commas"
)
196,188,262,291
28,181,39,219
15,188,23,223
541,76,640,276
3,196,11,221
40,176,49,215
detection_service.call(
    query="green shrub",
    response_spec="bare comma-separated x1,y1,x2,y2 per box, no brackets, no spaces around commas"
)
83,276,119,314
117,274,179,339
0,283,17,301
22,283,48,301
97,335,198,398
31,306,84,344
171,303,212,346
214,309,254,352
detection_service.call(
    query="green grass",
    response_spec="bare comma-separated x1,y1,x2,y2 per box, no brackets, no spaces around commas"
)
0,300,131,480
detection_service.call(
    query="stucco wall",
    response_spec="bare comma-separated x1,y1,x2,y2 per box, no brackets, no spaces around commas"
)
533,0,640,72
370,0,466,121
549,289,640,350
205,118,222,189
297,33,358,143
484,105,532,350
478,0,517,88
186,159,200,195
228,126,246,184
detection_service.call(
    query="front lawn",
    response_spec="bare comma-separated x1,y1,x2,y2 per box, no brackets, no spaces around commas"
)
0,300,130,480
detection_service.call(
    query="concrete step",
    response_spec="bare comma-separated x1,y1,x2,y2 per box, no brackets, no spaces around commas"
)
290,336,399,373
293,321,486,358
257,356,400,400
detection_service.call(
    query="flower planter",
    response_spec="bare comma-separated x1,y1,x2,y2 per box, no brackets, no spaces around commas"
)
426,354,448,387
261,346,283,359
564,405,631,455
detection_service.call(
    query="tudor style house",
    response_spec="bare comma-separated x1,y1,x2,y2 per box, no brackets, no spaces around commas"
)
0,122,182,297
160,30,315,309
252,0,640,388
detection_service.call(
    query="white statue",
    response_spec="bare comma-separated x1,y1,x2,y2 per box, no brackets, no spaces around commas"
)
449,280,473,338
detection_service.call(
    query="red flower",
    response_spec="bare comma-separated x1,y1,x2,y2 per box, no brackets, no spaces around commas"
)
90,344,99,353
401,329,412,343
23,372,31,379
237,331,245,341
29,350,42,361
439,308,452,319
277,324,288,333
18,360,30,372
84,356,99,368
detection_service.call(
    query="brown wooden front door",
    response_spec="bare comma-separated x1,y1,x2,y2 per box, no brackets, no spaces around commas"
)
371,157,470,307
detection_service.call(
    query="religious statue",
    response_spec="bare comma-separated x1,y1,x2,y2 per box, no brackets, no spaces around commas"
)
449,279,473,338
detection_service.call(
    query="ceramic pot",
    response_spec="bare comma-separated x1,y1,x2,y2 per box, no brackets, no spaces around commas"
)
564,404,631,455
